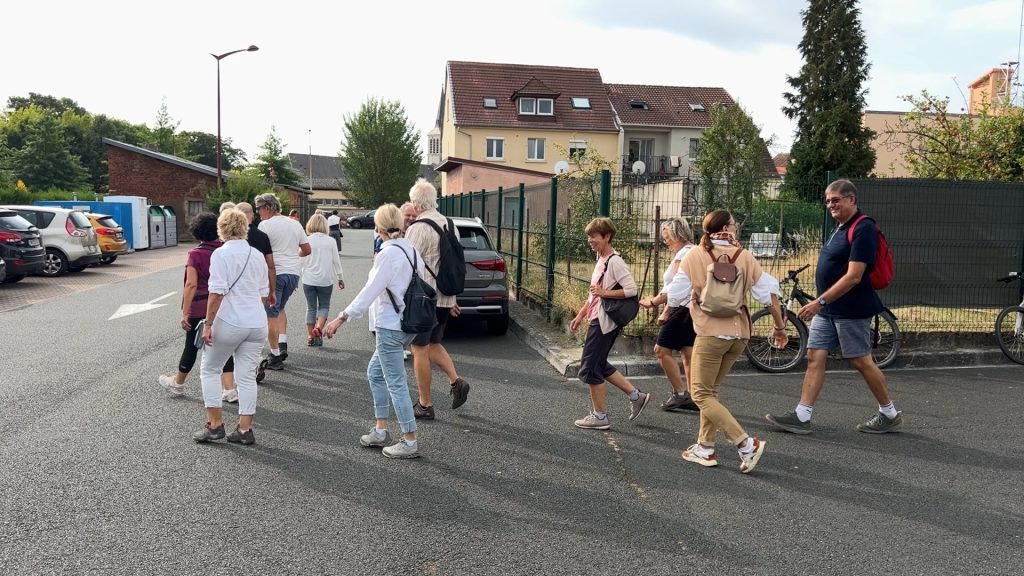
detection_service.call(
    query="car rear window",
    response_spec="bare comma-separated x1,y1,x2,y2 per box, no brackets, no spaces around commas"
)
0,214,35,231
457,226,493,251
70,211,92,229
16,210,53,228
96,216,120,229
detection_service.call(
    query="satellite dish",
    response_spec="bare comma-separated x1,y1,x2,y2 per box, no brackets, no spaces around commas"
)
632,160,646,175
554,161,569,175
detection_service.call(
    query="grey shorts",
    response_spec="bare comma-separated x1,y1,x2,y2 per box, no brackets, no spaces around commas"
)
807,315,872,358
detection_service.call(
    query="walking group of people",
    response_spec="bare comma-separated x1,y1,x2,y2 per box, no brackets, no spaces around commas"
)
570,179,902,475
158,177,902,472
160,179,469,458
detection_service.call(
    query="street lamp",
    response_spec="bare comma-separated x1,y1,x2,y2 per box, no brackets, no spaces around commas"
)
212,45,259,189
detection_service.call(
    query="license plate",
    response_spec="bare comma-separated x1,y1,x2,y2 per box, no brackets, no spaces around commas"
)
27,238,39,246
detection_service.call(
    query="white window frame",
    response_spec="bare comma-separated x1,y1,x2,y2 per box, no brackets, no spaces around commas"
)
569,139,588,158
518,98,536,115
537,98,554,115
486,137,505,160
571,97,591,109
688,138,701,160
483,97,497,108
527,138,546,161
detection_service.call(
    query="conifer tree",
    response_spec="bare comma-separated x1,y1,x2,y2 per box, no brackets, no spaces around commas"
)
783,0,875,198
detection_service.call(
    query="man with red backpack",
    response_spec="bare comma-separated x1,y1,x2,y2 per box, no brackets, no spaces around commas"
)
766,179,903,435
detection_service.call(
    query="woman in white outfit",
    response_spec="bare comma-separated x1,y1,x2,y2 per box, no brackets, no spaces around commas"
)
193,209,270,446
301,213,344,346
324,203,423,459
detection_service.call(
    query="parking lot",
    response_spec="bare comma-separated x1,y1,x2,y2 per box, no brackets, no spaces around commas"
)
0,245,190,312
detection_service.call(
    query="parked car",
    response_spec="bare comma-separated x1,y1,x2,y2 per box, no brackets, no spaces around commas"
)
449,216,510,335
0,208,46,283
347,210,376,229
1,205,100,276
86,212,129,264
0,257,6,283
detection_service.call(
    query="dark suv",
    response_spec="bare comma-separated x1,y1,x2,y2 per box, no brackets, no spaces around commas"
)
0,208,45,283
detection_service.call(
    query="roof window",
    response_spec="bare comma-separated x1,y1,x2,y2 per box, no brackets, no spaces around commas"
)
689,103,706,112
571,97,591,109
483,98,497,108
629,99,648,110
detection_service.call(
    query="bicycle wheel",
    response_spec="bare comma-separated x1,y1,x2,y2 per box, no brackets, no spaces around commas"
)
871,310,901,369
995,305,1024,365
745,308,808,373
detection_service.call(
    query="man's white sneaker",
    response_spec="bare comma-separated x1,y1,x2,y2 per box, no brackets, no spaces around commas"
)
159,374,184,396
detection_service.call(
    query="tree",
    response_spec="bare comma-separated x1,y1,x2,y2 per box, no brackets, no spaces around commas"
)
340,98,422,207
693,102,775,223
176,131,246,169
10,113,87,190
6,93,87,117
783,0,875,198
252,126,301,186
883,91,1024,180
148,98,180,155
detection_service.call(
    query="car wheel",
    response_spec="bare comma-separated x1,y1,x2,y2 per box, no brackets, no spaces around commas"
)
350,220,362,229
2,274,25,284
43,249,69,277
487,313,510,336
100,255,117,265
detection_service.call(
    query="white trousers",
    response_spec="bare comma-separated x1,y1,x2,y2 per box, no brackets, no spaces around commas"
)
199,319,267,416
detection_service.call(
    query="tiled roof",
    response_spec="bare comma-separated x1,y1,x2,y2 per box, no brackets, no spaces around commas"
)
447,60,618,132
606,84,734,128
289,153,346,190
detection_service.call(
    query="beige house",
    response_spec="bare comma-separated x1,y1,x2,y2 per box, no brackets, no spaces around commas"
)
968,67,1013,115
432,61,621,195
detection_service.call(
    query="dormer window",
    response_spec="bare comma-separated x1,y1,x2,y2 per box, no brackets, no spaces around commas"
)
483,98,497,108
571,97,591,109
689,103,706,112
629,99,648,110
518,97,554,115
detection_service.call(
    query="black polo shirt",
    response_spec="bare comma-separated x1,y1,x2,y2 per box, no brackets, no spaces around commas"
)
247,222,273,256
815,210,882,319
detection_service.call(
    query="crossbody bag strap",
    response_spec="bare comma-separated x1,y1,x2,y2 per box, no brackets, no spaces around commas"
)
225,248,252,295
385,244,417,313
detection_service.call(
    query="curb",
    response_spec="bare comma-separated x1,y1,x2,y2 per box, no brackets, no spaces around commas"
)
508,301,1019,378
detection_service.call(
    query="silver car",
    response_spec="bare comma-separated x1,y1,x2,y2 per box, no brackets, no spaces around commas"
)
2,205,100,276
450,217,509,335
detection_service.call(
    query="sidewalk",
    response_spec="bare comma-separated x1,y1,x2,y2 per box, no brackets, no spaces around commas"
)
508,300,1013,378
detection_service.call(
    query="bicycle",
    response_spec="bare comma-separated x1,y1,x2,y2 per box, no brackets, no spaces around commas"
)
744,264,901,373
994,272,1024,365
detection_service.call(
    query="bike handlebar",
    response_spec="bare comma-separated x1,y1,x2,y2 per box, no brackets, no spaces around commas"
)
786,264,811,280
996,271,1021,283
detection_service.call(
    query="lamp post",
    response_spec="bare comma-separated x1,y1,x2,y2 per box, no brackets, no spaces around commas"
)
212,45,259,189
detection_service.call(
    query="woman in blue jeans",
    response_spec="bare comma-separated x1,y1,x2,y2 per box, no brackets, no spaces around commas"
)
301,213,344,346
323,203,423,459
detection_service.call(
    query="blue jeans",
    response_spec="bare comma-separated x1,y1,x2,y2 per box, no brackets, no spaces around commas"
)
302,283,333,325
367,328,417,434
807,315,872,358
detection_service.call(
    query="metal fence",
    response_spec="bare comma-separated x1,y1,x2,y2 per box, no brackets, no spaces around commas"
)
440,171,1024,336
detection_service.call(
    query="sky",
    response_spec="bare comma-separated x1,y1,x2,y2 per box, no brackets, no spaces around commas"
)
3,0,1022,163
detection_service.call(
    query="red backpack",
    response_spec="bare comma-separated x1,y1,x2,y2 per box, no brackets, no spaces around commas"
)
847,214,893,290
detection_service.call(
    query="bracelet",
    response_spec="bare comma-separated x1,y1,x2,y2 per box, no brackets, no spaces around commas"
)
773,326,786,331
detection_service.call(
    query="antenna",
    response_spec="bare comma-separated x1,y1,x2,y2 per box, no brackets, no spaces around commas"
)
631,160,646,175
554,160,569,175
951,76,969,112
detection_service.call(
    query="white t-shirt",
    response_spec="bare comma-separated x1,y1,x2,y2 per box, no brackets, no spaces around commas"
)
258,215,308,276
326,214,341,228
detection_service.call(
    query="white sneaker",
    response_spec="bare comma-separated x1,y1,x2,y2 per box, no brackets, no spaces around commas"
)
359,428,392,447
403,350,412,361
159,374,184,396
382,439,420,459
221,388,239,404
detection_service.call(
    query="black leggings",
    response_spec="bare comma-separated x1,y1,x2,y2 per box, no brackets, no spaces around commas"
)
178,316,235,374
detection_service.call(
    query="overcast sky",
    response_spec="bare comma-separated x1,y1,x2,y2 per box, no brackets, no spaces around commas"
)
3,0,1021,162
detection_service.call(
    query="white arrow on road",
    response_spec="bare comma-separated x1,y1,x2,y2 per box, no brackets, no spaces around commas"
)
108,291,178,320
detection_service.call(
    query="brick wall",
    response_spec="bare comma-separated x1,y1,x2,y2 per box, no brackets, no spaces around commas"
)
107,146,218,241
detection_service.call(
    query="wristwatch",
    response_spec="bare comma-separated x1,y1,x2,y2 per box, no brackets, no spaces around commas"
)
817,297,827,306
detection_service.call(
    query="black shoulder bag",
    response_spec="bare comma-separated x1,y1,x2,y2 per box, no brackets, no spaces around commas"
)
598,254,640,328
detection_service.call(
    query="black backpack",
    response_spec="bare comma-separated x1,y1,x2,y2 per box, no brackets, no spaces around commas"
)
409,217,466,296
386,245,438,334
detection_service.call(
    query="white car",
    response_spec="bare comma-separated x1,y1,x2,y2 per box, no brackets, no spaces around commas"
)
1,205,100,276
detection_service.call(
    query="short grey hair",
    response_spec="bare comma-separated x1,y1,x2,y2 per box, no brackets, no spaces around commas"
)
254,192,281,213
219,201,236,213
825,179,857,199
409,178,438,211
661,217,692,243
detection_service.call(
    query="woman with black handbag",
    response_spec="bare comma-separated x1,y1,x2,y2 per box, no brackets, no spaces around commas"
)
323,204,425,459
640,217,699,412
569,217,652,431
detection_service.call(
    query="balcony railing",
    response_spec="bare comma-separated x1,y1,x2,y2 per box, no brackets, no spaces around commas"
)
619,155,681,184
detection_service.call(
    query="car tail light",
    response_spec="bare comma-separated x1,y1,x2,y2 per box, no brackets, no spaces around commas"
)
95,228,117,236
65,217,86,237
471,258,507,273
0,231,20,243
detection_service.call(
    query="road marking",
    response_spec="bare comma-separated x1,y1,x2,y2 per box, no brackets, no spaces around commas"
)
108,291,178,320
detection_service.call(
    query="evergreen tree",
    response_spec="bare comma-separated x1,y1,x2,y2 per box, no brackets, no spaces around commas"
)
783,0,875,199
253,126,301,186
10,113,87,190
340,98,422,207
149,98,180,155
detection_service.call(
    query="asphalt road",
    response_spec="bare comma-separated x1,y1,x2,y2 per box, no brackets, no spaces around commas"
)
1,229,1022,575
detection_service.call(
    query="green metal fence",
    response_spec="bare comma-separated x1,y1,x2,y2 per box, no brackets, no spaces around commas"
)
441,171,1024,335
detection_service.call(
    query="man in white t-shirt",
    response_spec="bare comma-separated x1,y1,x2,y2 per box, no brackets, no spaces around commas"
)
255,193,310,370
326,210,343,253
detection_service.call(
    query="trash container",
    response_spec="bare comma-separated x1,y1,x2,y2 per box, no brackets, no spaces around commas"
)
148,205,166,248
162,206,178,246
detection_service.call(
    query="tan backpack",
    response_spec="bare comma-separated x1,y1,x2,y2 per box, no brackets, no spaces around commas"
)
698,246,746,318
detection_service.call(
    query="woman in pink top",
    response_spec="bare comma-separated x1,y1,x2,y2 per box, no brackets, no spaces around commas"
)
568,217,652,431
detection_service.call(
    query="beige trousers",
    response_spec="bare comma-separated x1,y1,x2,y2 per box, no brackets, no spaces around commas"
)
690,336,749,446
